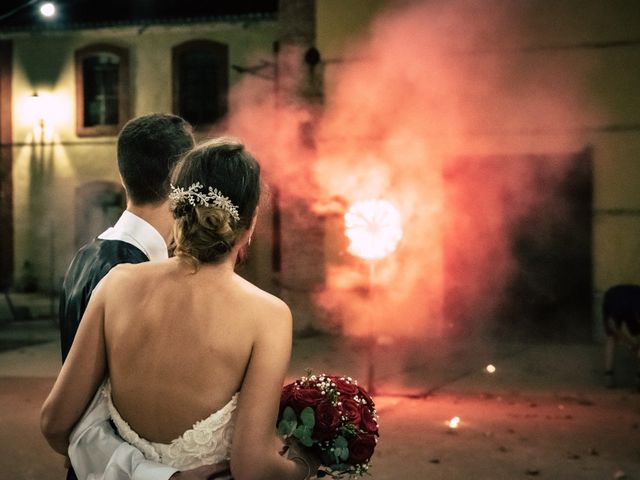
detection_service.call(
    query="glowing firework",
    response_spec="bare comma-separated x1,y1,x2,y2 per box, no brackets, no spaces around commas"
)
344,199,403,261
485,364,496,374
448,416,461,429
343,199,402,396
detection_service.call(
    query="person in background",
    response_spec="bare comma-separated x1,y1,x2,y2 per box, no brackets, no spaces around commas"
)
602,284,640,391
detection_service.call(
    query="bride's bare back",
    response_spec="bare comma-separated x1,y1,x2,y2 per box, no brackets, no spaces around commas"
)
103,258,283,443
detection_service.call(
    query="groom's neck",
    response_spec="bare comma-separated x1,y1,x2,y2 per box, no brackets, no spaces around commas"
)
127,200,173,245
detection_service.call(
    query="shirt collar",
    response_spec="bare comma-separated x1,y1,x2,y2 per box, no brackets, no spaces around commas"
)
98,210,168,262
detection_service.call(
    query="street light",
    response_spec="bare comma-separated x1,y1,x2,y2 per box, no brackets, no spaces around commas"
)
0,1,56,22
39,2,56,18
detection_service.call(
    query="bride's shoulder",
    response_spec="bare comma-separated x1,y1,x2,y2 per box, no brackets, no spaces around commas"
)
102,261,148,284
234,275,291,322
99,261,161,296
107,258,173,279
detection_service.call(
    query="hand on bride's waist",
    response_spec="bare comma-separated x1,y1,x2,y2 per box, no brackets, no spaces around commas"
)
281,438,321,479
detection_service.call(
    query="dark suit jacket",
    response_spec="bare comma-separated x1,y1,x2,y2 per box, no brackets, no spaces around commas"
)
59,239,148,361
59,238,149,480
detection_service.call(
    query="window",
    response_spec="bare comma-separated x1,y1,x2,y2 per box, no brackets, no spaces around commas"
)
172,40,228,128
75,44,129,137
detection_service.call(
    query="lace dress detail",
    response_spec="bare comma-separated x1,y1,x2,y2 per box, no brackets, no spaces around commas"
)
103,381,238,470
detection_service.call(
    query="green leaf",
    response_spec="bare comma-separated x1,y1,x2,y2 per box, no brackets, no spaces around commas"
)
283,406,297,423
293,425,314,447
339,423,358,437
277,418,296,437
332,436,349,462
277,407,298,437
339,447,349,461
300,407,316,428
334,436,348,448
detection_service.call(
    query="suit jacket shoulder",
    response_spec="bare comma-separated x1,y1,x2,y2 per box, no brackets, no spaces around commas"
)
59,239,149,361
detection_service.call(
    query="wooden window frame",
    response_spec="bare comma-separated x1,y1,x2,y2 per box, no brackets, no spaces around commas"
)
172,40,229,131
75,44,129,137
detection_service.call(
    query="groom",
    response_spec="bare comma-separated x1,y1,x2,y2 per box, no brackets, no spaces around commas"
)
59,113,227,480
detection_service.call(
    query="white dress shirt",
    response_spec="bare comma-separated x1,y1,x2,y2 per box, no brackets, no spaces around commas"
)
68,210,176,480
98,210,169,262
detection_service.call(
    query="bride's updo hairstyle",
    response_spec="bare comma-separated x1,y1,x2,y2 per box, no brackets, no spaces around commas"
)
170,137,261,267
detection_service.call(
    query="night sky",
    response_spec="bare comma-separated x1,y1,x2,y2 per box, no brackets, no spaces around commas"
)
0,0,278,30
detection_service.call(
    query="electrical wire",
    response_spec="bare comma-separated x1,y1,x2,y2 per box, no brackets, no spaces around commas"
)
0,0,40,22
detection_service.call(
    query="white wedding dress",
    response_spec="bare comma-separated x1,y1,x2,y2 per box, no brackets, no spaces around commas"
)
103,381,238,472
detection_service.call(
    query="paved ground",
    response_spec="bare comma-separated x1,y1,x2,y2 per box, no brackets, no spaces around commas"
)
1,319,639,480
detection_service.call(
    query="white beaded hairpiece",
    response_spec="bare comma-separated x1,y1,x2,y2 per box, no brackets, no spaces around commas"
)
169,182,240,222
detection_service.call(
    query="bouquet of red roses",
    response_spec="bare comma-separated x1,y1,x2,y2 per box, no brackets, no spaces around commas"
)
277,372,379,478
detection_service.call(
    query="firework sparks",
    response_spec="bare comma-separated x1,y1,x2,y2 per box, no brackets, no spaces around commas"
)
344,199,403,261
448,416,461,429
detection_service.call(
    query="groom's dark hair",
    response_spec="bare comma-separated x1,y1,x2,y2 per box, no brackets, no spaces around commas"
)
117,113,194,205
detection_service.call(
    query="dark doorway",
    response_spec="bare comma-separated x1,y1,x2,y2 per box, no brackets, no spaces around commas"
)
0,41,13,291
443,148,593,342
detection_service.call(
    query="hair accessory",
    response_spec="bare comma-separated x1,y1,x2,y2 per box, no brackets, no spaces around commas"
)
169,182,240,222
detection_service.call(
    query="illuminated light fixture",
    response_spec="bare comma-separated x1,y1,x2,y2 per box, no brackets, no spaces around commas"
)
485,364,496,374
39,2,55,17
27,92,45,127
344,199,403,261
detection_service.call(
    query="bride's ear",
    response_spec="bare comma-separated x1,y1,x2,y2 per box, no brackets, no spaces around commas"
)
250,207,259,233
241,208,259,247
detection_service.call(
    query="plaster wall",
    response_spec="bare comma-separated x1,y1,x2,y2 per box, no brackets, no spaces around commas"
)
8,21,277,291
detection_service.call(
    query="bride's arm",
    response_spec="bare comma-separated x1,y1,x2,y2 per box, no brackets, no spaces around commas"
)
230,299,313,480
41,279,109,455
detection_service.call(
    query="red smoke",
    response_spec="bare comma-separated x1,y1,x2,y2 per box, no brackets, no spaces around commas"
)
227,0,594,340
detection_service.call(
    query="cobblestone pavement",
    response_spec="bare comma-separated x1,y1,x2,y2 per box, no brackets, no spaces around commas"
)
1,320,639,479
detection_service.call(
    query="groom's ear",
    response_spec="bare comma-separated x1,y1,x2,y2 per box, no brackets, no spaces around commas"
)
118,173,129,197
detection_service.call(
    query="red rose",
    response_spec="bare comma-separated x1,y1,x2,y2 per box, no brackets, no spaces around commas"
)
341,399,362,426
357,385,375,408
360,406,379,435
347,432,377,465
314,400,341,440
290,386,324,413
334,377,359,396
279,383,297,417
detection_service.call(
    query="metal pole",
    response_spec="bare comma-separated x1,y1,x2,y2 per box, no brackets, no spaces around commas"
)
367,260,376,394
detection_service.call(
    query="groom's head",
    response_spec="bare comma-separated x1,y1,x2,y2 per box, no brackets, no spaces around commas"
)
117,113,194,206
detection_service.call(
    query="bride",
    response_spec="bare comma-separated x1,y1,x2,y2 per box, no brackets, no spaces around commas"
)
41,138,318,479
